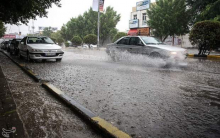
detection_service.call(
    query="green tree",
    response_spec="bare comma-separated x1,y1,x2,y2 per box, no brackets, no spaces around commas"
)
71,36,82,46
43,27,53,37
0,21,6,37
51,30,64,45
83,8,98,35
112,32,127,42
65,18,78,40
189,20,220,55
0,0,61,24
83,34,97,48
147,0,189,44
100,7,120,45
63,7,120,46
186,0,220,24
110,28,118,41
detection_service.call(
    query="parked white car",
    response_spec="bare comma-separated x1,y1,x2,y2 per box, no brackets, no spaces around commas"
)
18,36,64,62
82,44,97,48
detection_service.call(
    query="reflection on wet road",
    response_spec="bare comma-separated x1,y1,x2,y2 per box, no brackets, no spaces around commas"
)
10,48,220,137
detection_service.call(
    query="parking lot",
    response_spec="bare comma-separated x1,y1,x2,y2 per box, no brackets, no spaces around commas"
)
1,48,220,137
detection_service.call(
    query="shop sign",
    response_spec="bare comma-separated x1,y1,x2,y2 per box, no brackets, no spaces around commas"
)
136,0,151,11
129,19,139,28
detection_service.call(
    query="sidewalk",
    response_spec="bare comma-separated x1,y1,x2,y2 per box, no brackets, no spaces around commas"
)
0,51,101,138
0,66,26,138
187,49,220,55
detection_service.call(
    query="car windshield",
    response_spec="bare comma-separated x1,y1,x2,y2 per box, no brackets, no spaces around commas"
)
27,37,54,44
141,37,164,45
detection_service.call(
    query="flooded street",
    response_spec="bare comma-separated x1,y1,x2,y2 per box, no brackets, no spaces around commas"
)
6,48,220,137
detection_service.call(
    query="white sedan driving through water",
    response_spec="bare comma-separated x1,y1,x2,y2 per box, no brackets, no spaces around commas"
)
18,36,64,62
106,36,187,61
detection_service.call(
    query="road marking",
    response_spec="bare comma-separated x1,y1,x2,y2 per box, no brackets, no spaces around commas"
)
43,83,64,95
92,117,131,138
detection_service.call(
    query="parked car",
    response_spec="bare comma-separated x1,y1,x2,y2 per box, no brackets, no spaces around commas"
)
82,44,97,48
106,36,187,61
6,40,12,52
9,39,22,55
18,36,64,62
0,41,5,49
1,41,9,50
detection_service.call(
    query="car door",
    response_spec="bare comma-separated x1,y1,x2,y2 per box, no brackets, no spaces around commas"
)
114,37,130,52
19,37,27,56
127,37,145,54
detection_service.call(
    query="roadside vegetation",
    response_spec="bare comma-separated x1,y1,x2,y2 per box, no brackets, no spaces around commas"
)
71,36,83,46
0,21,6,37
83,34,97,48
189,21,220,55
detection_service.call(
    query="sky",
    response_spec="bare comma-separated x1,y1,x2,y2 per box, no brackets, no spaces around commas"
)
5,0,155,35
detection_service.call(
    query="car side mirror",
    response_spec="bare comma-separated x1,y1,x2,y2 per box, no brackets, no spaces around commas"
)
21,42,24,45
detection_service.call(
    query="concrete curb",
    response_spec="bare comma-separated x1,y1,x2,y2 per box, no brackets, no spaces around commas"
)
187,54,220,59
1,50,130,138
0,50,41,82
42,83,131,138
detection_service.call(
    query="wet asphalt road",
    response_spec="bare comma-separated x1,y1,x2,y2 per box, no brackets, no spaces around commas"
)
6,48,220,137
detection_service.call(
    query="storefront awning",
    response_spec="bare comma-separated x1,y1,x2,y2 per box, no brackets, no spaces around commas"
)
128,29,138,36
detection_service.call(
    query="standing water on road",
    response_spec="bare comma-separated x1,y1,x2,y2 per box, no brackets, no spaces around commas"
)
7,48,220,137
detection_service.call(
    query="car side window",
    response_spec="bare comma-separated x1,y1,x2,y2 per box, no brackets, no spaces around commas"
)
21,37,27,44
130,37,144,46
117,37,130,45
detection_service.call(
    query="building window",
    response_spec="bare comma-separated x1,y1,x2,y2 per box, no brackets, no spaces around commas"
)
133,15,137,20
142,13,147,25
142,13,147,21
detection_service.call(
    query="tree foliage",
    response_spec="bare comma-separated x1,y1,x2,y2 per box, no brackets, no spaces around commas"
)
60,7,120,45
100,7,120,45
71,36,82,46
147,0,189,43
43,27,53,37
112,32,127,42
51,30,64,45
189,20,220,55
83,34,97,48
0,0,61,24
186,0,220,24
0,21,6,37
65,42,69,47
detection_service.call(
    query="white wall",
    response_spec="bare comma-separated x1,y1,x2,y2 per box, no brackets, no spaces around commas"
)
130,10,149,28
164,34,193,48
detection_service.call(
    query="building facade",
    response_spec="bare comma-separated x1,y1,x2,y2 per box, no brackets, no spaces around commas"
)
128,0,151,36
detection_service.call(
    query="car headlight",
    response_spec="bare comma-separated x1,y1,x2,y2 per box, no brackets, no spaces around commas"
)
170,51,177,55
57,49,63,52
30,49,42,52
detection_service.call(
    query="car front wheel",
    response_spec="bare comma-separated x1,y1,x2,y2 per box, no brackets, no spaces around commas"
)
18,50,23,59
150,52,162,58
26,51,33,62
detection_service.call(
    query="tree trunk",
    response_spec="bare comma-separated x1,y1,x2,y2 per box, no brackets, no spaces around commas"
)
162,36,168,42
172,35,174,46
